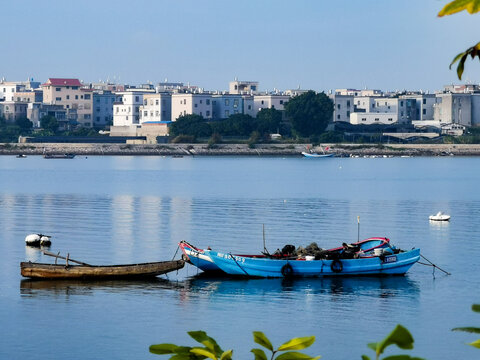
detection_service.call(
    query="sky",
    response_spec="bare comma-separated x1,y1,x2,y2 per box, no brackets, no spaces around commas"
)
2,0,479,93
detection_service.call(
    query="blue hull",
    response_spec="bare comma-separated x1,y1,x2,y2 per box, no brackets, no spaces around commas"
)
180,243,221,272
206,248,420,278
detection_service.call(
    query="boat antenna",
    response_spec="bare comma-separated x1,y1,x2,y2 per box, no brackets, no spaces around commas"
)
263,224,269,255
357,216,360,242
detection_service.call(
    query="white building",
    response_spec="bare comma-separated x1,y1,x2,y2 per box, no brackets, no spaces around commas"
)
212,94,247,119
253,94,290,115
139,93,172,123
229,80,258,94
330,94,353,122
433,93,472,127
113,89,154,126
171,93,212,121
350,112,398,125
402,94,436,121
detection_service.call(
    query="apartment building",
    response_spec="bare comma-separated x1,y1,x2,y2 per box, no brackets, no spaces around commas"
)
433,93,472,127
113,89,154,126
93,91,120,128
253,94,289,115
171,93,212,121
229,80,258,94
139,93,172,123
330,94,353,122
42,78,93,127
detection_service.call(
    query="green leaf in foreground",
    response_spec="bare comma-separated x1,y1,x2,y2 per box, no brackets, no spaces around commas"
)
278,336,315,351
275,351,320,360
452,327,480,334
449,42,480,79
149,344,179,355
190,347,217,359
251,348,268,360
253,331,274,351
438,0,480,16
469,339,480,349
220,349,233,360
472,304,480,313
371,325,414,357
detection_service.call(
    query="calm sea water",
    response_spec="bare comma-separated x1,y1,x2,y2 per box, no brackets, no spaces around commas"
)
1,155,479,360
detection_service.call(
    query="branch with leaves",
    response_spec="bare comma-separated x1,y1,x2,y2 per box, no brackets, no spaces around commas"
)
438,0,480,79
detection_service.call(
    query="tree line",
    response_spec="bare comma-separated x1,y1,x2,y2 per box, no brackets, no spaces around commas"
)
169,91,333,142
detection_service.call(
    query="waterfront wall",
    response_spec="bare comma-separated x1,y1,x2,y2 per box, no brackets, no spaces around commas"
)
2,143,480,156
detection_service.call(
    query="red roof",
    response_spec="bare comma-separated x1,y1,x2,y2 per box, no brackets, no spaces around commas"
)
42,78,82,87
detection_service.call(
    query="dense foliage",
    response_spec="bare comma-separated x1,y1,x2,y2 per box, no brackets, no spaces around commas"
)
0,116,34,142
285,91,333,138
169,114,213,139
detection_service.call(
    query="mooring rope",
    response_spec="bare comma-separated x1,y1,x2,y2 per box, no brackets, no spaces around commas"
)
419,254,451,276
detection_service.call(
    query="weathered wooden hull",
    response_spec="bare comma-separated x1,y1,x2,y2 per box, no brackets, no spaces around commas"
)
20,260,184,279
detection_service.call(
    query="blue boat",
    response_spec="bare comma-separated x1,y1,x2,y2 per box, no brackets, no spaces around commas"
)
179,241,222,273
179,237,415,277
206,247,420,278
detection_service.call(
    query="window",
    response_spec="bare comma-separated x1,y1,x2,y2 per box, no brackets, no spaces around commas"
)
56,97,61,101
337,104,340,109
388,118,393,121
400,101,404,106
72,86,79,90
144,99,148,105
337,114,340,119
96,108,100,112
80,95,83,99
56,88,61,91
66,95,70,100
200,99,203,104
280,100,283,105
213,100,216,105
261,100,264,105
401,111,404,116
347,100,350,107
96,117,100,122
422,109,426,115
96,98,100,103
144,111,148,116
75,95,78,100
248,105,251,110
385,102,387,106
347,111,350,117
362,118,366,122
206,110,210,117
206,99,210,105
225,99,230,106
375,118,379,121
135,96,139,102
84,114,91,120
251,85,256,91
84,94,91,100
195,103,198,108
155,111,159,116
423,99,426,105
155,99,159,105
225,110,230,117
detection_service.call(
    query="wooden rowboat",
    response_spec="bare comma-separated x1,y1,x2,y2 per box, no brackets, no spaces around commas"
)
20,259,185,279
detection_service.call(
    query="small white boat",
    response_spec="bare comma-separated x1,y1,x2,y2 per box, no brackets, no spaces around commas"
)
301,152,334,158
429,212,450,221
25,234,52,247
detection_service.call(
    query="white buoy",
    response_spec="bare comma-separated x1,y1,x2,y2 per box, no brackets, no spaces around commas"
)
25,233,51,247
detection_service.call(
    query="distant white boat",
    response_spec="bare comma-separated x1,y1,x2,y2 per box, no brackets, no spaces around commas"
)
302,145,334,158
429,211,450,221
302,152,334,158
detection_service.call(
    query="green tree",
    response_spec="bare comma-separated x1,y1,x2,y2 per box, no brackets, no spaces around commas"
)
438,0,480,79
285,90,333,138
256,108,283,135
211,114,257,137
40,115,59,134
170,114,212,138
15,117,33,133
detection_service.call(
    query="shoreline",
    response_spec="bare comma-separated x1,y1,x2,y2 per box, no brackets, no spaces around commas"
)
2,143,480,157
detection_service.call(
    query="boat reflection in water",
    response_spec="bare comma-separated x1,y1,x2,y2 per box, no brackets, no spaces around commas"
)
19,277,182,298
21,274,419,303
178,273,420,301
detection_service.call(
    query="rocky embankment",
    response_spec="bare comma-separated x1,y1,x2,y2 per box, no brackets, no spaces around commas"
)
1,143,480,157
